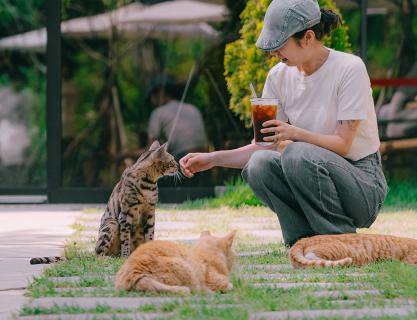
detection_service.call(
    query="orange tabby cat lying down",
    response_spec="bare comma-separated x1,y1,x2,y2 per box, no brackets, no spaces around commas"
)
289,233,417,268
115,230,236,294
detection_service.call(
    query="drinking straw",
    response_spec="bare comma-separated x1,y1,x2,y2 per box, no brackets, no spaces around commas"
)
249,82,258,99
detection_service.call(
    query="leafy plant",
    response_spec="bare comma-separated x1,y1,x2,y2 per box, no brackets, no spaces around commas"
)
224,0,352,126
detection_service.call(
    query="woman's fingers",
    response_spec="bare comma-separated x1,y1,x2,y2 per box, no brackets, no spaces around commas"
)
262,119,280,127
179,153,196,178
180,153,195,167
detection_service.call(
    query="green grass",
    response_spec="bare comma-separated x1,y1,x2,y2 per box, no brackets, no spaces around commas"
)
370,260,417,299
178,178,263,209
383,179,417,210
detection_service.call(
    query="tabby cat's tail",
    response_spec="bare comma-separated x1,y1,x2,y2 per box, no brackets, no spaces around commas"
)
30,256,66,264
289,242,352,268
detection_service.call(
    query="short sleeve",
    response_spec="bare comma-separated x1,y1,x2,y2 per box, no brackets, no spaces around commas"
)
262,66,289,122
337,58,371,121
147,110,161,140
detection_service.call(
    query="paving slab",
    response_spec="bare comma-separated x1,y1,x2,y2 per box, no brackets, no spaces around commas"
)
242,272,376,280
251,282,372,289
0,289,27,318
52,286,115,293
249,306,417,319
237,251,274,257
241,230,283,238
329,298,416,306
26,297,185,309
47,275,115,284
19,312,175,319
311,289,381,298
229,222,275,230
237,264,292,270
0,208,79,319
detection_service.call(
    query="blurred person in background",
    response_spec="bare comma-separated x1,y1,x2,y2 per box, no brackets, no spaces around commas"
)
147,76,208,162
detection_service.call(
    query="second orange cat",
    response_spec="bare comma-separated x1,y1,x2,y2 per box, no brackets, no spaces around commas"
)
289,233,417,268
115,230,236,294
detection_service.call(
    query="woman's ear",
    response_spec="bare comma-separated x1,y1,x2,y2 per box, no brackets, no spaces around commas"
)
304,30,316,47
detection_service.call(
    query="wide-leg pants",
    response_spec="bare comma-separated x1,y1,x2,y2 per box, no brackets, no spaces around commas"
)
241,142,388,246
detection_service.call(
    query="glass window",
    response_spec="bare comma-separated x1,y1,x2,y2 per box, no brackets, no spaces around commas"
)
0,1,46,189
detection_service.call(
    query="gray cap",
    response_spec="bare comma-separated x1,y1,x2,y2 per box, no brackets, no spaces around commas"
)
256,0,321,52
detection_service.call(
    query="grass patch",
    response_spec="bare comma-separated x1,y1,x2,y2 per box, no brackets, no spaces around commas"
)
178,178,263,209
383,179,417,210
371,260,417,299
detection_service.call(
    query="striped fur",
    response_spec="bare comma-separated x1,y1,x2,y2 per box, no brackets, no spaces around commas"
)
289,233,417,268
30,141,177,264
95,141,177,257
30,256,66,265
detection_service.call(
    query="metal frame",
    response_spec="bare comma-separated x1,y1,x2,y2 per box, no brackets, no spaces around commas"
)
360,0,368,65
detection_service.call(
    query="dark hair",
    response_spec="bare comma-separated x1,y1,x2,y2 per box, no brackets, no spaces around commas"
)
145,75,183,103
292,9,341,42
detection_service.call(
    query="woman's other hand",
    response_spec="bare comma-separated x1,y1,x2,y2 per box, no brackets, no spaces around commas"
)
261,120,299,144
179,153,215,178
276,140,294,152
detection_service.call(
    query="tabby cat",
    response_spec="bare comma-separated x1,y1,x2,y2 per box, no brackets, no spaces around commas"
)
30,141,177,264
95,141,177,257
114,230,236,294
289,233,417,268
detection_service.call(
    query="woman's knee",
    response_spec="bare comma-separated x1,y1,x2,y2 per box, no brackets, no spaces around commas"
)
281,142,324,174
242,150,280,185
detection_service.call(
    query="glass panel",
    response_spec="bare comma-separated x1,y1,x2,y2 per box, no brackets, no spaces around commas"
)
0,1,46,189
61,1,250,188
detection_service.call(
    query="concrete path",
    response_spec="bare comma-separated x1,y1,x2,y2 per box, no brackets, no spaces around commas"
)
0,205,80,319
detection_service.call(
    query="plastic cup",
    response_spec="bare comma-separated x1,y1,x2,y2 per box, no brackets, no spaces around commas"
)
250,98,278,146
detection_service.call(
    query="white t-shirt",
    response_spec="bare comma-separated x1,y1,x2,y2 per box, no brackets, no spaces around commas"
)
262,49,380,161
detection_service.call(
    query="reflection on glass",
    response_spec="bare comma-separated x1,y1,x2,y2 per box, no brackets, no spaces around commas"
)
0,1,46,188
61,1,250,188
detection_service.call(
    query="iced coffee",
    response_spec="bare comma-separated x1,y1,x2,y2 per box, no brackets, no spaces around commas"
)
251,98,278,146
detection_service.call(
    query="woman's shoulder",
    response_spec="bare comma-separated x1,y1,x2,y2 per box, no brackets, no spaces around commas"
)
330,49,366,70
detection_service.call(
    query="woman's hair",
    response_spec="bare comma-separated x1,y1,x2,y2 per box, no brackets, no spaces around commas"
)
292,9,341,42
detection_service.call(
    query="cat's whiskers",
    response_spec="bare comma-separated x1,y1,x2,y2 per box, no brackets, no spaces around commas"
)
173,171,183,186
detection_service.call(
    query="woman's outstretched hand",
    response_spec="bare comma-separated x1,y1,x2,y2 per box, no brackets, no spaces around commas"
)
261,120,298,144
179,153,215,178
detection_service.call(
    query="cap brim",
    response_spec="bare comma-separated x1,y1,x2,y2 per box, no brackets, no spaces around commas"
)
255,30,289,52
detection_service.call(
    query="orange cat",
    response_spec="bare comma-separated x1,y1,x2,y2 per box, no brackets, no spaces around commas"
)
289,233,417,268
115,230,236,294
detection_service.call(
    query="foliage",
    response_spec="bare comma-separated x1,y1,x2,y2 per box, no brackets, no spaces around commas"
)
224,0,352,126
179,177,263,209
383,179,417,211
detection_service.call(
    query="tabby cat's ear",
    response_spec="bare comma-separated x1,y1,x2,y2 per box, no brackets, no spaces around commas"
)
149,140,160,151
160,142,168,152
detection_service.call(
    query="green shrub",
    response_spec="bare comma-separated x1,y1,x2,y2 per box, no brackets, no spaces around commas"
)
224,0,351,126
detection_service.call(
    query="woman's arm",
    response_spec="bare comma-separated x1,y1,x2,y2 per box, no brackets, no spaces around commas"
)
180,143,274,177
262,119,360,156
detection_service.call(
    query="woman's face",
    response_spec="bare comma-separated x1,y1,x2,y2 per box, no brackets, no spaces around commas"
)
269,36,310,66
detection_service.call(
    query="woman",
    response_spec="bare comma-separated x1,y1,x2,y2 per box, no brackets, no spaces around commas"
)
180,0,388,247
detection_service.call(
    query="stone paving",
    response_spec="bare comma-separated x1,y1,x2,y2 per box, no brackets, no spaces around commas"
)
14,208,417,319
0,207,80,319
